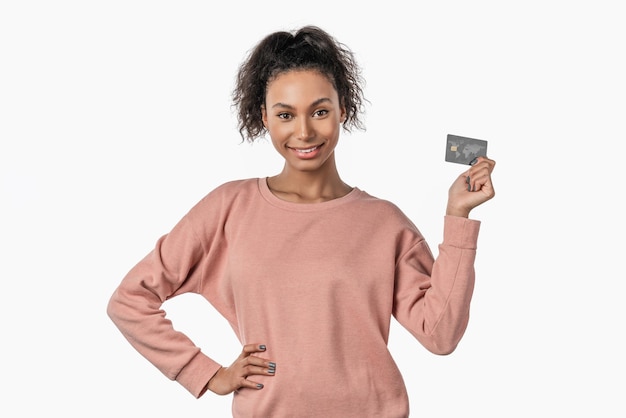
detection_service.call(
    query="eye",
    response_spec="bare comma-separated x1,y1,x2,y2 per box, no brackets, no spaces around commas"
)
277,112,292,120
313,109,329,118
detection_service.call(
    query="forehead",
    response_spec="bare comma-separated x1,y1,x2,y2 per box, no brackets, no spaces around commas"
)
265,70,338,104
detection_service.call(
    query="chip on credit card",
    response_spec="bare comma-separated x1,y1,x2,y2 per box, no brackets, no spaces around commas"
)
445,134,488,165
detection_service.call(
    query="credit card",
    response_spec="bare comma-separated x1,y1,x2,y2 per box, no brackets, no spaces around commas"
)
445,134,488,165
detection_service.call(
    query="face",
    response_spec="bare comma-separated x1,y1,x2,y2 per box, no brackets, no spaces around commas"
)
262,70,346,174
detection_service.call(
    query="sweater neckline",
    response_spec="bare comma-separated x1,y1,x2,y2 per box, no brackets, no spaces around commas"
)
257,177,362,211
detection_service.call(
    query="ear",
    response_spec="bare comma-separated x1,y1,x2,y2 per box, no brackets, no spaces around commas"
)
340,106,347,123
261,106,268,129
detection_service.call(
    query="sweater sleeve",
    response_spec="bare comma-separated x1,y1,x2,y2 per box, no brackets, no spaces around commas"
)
106,200,224,398
392,215,480,355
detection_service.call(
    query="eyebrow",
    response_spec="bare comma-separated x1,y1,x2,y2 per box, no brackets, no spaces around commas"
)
270,97,333,110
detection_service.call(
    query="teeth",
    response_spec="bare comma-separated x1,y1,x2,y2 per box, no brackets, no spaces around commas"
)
296,146,318,153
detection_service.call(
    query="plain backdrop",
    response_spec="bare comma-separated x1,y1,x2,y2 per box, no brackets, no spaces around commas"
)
1,1,624,417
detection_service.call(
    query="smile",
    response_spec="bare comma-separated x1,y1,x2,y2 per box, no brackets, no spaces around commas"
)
287,144,324,159
289,145,321,153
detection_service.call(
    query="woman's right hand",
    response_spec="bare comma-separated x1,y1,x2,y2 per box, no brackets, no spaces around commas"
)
206,344,276,395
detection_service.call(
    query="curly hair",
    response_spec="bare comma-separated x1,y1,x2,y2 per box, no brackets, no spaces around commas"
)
232,26,366,142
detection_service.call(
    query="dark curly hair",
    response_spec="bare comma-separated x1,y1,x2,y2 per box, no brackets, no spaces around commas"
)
232,25,366,142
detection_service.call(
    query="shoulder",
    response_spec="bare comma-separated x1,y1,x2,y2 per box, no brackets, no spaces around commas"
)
201,178,258,201
188,178,260,216
209,178,258,195
355,189,410,217
348,189,426,247
346,190,418,232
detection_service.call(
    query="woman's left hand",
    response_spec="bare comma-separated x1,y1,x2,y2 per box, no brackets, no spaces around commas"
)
446,156,496,218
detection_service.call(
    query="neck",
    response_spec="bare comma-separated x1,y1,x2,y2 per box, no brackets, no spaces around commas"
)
267,164,352,203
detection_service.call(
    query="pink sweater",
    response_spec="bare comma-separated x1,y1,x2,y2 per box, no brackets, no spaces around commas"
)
107,178,480,417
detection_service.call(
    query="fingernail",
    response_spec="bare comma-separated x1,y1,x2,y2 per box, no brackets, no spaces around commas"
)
470,157,478,165
467,184,471,191
268,362,276,368
259,345,266,351
257,383,264,389
466,176,470,184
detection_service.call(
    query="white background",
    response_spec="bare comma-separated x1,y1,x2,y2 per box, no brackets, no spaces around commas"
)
2,1,624,417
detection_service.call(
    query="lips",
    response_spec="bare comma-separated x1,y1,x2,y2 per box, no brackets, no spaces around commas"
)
288,144,323,159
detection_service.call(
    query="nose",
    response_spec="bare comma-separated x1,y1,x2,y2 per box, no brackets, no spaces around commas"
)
295,117,314,142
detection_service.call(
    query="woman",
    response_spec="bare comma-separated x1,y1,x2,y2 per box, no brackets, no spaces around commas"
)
107,25,496,417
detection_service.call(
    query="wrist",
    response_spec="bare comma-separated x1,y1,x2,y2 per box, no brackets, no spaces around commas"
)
446,205,470,218
205,366,223,395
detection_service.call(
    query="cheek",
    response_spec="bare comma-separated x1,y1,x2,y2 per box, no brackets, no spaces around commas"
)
319,121,341,139
268,123,291,140
268,125,292,152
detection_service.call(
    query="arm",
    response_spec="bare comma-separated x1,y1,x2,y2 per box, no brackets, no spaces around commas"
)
393,156,496,353
393,216,480,354
106,213,222,398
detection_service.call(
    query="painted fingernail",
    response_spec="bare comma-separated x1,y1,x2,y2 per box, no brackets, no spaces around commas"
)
268,368,275,374
257,383,264,389
259,345,266,351
268,362,276,368
467,184,471,191
470,157,478,165
466,176,470,184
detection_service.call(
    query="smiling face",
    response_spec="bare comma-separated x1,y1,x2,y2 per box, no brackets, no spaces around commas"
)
262,70,346,175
